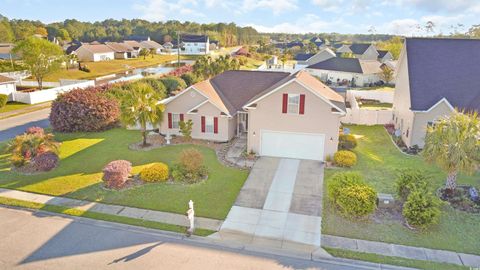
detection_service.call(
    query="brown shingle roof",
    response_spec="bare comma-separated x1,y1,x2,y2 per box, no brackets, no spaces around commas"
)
0,75,15,84
187,70,345,115
105,42,133,52
77,44,114,54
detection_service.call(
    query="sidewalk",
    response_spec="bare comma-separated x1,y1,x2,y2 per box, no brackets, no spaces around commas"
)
0,101,51,119
0,188,222,231
1,188,479,267
322,235,480,268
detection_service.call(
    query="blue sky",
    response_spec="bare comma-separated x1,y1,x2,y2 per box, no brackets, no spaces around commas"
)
1,0,478,35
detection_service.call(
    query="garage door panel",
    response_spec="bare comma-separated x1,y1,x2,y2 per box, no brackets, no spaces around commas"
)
260,131,324,161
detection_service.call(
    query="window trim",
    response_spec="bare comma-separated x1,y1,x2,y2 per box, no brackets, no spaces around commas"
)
205,116,214,134
171,113,181,129
287,94,300,114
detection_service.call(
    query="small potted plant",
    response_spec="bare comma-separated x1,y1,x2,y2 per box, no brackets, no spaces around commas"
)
325,154,333,167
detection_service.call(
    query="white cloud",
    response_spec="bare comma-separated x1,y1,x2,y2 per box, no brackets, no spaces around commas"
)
403,0,480,13
378,14,467,36
241,0,298,15
134,0,204,21
247,14,353,33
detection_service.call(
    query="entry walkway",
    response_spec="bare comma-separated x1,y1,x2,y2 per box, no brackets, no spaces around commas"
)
219,158,324,252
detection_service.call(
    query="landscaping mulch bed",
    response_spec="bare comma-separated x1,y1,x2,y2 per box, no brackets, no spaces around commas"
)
437,186,480,214
371,201,404,224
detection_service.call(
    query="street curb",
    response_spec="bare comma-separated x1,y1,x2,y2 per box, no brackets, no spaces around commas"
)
0,205,416,270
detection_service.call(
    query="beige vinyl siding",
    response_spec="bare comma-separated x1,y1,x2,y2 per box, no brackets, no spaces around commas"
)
247,80,341,159
411,101,454,147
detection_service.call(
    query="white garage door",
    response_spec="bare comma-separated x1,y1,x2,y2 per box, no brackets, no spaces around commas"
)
260,131,325,161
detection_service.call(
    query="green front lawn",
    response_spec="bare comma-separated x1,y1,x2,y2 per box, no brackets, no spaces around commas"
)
0,102,34,113
323,125,480,255
0,128,248,220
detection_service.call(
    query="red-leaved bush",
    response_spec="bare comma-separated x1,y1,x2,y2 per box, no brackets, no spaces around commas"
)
167,65,193,77
26,126,45,136
102,160,132,189
31,152,59,172
50,87,120,132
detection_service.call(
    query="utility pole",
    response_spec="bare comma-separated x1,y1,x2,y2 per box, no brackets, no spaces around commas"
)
177,31,181,68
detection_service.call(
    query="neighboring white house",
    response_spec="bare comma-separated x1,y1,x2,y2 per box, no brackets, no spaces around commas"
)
180,34,209,55
0,75,17,101
75,44,115,62
306,57,383,87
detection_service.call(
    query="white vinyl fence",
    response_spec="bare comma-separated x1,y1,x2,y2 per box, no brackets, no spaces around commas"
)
341,90,394,125
13,80,95,104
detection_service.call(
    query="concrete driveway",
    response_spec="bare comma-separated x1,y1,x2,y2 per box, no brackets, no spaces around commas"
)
219,157,324,251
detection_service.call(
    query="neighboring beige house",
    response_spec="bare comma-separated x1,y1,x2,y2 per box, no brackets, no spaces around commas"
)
294,48,336,66
160,70,346,161
75,44,115,62
0,75,16,101
377,50,394,62
336,43,380,60
122,40,143,57
306,57,383,87
140,40,164,54
393,37,480,148
105,42,135,59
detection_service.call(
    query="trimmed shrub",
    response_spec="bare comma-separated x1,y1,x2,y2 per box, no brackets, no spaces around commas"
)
327,172,364,204
172,148,208,184
140,163,169,182
179,119,193,141
0,94,7,108
138,78,167,98
334,150,357,167
336,183,377,217
180,72,199,86
395,170,430,201
160,76,187,95
31,152,59,172
403,189,441,229
102,160,132,189
50,87,120,132
338,134,357,150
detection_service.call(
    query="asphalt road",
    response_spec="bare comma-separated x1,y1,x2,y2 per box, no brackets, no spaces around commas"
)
0,207,414,270
0,108,50,141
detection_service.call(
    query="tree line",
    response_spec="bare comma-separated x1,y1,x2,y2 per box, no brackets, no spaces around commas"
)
0,14,261,46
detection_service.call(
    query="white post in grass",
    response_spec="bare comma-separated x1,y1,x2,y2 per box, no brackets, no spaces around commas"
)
186,200,195,236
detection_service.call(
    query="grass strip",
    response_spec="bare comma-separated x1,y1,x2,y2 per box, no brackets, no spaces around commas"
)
324,247,468,270
0,196,215,237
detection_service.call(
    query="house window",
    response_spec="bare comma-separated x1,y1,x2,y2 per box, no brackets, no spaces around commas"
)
172,113,180,129
287,94,300,114
205,117,214,133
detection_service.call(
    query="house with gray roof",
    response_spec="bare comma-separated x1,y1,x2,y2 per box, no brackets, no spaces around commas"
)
377,50,394,62
159,70,345,161
336,43,380,60
294,48,336,66
393,37,480,148
305,57,383,87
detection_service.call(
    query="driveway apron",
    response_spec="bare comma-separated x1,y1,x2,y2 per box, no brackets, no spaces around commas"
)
219,157,324,251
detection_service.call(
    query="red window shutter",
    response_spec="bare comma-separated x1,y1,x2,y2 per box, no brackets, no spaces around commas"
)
214,117,218,134
299,94,305,115
282,93,288,113
180,113,184,121
201,116,205,133
168,113,172,128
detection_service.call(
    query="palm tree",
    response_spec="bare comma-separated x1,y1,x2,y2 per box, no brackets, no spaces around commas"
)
120,82,165,147
422,110,480,192
139,48,150,60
